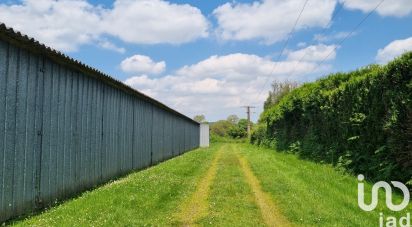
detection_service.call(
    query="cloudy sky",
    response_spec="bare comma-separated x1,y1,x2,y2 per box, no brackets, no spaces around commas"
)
1,0,411,121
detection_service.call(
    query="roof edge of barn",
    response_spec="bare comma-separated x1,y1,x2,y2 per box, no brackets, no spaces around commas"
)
0,23,199,125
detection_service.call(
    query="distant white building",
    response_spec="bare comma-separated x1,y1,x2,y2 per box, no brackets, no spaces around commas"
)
200,123,210,147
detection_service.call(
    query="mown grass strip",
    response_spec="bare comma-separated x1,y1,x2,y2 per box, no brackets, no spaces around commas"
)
199,144,266,226
239,143,412,227
13,142,411,227
174,144,223,226
13,144,221,226
236,150,291,227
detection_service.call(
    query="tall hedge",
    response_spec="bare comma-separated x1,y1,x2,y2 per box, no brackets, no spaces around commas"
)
255,52,412,183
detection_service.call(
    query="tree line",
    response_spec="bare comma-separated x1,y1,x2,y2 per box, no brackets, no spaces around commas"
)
193,114,251,141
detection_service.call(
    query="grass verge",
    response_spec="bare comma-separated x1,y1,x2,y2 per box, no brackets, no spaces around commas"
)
238,143,412,227
13,144,220,226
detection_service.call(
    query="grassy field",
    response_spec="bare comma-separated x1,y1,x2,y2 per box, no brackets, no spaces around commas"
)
13,143,411,226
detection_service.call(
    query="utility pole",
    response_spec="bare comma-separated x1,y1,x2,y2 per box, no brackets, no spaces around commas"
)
242,106,255,139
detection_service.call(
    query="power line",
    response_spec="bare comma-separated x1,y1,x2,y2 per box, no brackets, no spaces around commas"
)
306,0,385,77
323,1,346,33
287,1,346,78
254,0,309,102
253,0,384,108
255,0,384,103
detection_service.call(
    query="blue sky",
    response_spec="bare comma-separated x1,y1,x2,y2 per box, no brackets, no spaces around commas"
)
0,0,411,121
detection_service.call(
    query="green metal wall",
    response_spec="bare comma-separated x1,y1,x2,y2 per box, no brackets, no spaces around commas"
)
0,36,199,222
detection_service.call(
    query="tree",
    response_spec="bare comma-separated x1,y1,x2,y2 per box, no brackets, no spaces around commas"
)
193,114,206,123
211,115,249,139
226,114,239,125
264,80,299,111
238,119,249,132
228,119,249,139
210,120,233,137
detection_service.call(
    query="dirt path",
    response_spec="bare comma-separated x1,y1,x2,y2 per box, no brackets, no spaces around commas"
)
236,151,292,227
175,145,223,226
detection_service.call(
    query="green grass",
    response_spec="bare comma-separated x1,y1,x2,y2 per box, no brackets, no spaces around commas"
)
238,143,412,227
199,144,265,226
13,144,219,226
14,142,412,226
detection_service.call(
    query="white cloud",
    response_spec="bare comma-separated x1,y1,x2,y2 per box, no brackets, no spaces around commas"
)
121,55,166,75
376,37,412,63
0,0,103,52
342,0,412,17
102,0,209,45
287,44,338,62
213,0,337,44
124,53,331,121
297,42,307,48
98,40,125,53
313,31,355,42
0,0,209,52
124,74,156,90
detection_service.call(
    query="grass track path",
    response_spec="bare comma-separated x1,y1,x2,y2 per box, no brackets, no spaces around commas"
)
14,143,409,226
175,144,223,226
198,144,266,226
176,143,291,226
236,151,291,227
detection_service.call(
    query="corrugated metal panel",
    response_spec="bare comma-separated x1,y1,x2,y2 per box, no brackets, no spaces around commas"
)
0,24,197,126
0,26,200,222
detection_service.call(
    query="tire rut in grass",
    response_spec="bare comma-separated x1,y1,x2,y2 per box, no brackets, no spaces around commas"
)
236,149,292,227
199,144,266,226
175,145,223,226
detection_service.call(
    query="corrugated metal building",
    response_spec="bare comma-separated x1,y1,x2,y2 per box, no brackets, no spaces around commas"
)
0,23,200,222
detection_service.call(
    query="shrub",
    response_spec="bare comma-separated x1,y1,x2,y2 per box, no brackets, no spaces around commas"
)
255,52,412,183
